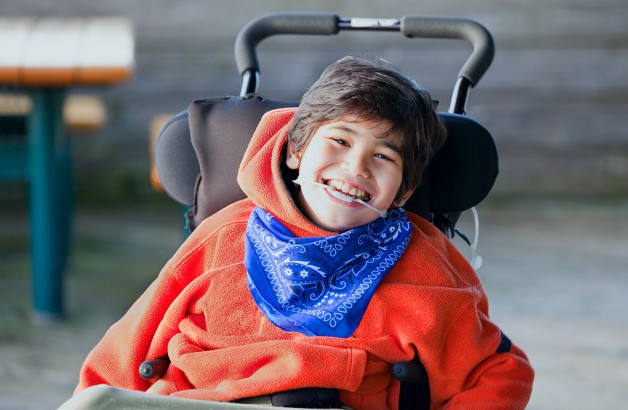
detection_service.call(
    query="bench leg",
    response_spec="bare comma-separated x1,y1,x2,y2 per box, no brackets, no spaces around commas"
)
28,88,72,320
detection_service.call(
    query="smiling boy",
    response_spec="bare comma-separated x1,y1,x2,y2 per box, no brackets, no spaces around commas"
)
75,56,534,408
288,117,406,231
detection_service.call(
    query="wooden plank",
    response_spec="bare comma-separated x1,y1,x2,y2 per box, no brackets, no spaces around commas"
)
0,17,134,86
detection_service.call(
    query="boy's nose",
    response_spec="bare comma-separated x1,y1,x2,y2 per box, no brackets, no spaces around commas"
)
341,152,371,178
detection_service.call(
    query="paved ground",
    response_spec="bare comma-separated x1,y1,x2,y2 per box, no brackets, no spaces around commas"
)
1,197,628,409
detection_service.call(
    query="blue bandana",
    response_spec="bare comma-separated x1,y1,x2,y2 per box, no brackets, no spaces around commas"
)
244,207,412,338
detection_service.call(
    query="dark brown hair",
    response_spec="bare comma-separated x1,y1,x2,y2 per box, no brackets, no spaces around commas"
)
288,56,447,200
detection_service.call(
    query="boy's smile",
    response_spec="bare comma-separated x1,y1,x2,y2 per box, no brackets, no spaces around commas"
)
287,116,414,232
325,179,371,202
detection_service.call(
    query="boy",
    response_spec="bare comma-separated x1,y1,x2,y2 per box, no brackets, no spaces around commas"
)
74,57,534,408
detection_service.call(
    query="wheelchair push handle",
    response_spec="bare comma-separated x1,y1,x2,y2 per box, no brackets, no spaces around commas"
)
235,13,339,96
400,16,494,88
234,13,494,103
235,13,339,77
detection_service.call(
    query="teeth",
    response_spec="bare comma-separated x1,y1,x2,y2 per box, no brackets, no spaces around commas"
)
326,180,370,201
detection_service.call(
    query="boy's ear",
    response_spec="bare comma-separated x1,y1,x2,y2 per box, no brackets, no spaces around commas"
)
393,188,415,208
286,140,301,170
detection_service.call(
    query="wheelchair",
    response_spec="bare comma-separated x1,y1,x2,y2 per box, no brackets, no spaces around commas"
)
60,13,497,410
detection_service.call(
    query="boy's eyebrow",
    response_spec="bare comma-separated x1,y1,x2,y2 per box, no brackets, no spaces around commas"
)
377,139,403,156
328,123,359,135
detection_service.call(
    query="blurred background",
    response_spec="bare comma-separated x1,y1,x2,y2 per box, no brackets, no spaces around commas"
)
1,0,627,409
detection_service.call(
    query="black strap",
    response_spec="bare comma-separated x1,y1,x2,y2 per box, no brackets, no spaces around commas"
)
270,387,341,408
497,331,512,354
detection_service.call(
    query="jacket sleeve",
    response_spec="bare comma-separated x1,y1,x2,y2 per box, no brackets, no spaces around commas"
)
432,299,535,409
447,341,534,409
73,203,251,394
405,214,534,408
72,216,229,394
74,260,186,393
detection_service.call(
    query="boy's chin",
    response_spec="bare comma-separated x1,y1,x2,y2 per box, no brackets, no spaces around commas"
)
316,212,379,233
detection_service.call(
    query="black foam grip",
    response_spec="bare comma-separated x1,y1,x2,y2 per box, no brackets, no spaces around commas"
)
401,16,494,86
235,13,339,75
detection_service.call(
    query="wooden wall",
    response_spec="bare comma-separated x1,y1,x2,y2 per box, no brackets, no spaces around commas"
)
3,0,627,197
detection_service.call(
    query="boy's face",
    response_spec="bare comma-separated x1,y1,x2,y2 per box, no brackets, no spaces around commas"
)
287,115,414,232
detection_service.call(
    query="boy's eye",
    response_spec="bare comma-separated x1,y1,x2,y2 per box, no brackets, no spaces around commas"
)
375,153,393,162
333,138,349,146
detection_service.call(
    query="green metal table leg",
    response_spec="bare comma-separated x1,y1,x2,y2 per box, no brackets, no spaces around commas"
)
28,88,72,320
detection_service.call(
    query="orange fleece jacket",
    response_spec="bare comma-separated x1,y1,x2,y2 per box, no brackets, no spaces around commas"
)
76,108,534,409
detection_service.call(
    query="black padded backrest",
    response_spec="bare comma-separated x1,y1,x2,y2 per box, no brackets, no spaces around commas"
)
410,113,498,215
156,95,294,230
155,95,498,231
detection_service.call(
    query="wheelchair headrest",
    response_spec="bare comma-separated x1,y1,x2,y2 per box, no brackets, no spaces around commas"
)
155,95,497,230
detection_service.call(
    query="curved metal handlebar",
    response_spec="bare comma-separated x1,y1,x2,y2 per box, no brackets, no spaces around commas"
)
235,13,340,77
400,16,494,87
234,13,494,85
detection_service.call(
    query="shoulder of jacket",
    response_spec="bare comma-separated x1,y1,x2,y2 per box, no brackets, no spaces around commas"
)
400,211,482,288
169,199,254,269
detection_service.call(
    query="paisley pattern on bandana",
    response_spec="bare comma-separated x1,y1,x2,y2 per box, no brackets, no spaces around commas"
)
244,207,412,338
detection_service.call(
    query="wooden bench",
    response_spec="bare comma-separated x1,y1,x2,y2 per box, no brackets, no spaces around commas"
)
0,17,133,86
0,93,106,135
0,17,134,320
